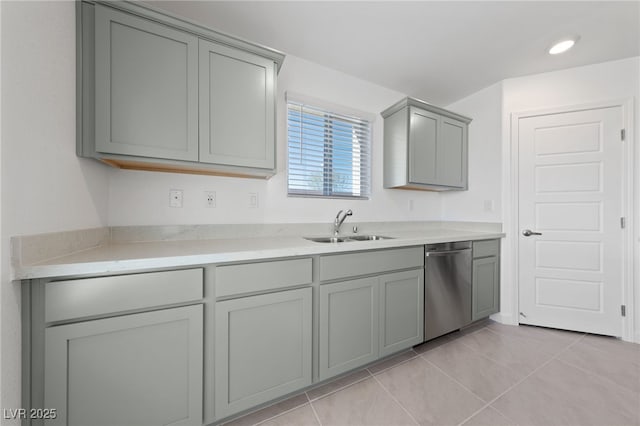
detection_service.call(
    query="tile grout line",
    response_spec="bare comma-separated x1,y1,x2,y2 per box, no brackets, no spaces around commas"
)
553,339,640,397
365,350,419,376
417,354,487,406
454,331,587,426
454,333,545,383
420,344,517,426
417,354,516,426
253,350,421,425
251,394,311,426
306,370,373,402
456,326,585,377
370,371,421,426
237,325,592,426
307,399,324,426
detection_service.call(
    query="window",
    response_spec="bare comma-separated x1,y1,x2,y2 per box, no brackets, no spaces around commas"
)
287,97,372,199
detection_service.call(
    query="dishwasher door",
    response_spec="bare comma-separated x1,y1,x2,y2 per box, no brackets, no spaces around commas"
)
424,241,472,341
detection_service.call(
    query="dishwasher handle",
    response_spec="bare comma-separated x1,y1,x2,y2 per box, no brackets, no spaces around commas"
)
425,247,471,257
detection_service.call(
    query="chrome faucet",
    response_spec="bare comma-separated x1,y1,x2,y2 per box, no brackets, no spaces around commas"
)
333,209,353,235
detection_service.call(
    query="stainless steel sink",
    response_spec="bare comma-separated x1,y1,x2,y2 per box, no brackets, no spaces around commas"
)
304,236,351,243
304,235,393,243
347,235,393,241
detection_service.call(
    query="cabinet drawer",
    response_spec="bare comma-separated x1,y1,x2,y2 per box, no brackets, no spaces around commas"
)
473,239,500,259
215,258,312,298
319,246,423,282
45,269,203,323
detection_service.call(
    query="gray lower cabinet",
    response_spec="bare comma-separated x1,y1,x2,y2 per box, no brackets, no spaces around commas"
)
382,97,471,191
44,305,203,426
318,247,425,382
319,277,379,380
215,287,312,419
472,240,501,321
379,269,424,357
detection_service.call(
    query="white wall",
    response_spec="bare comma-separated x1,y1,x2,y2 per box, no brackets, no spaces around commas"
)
500,57,640,339
441,82,503,222
0,0,4,415
1,2,110,421
108,55,442,226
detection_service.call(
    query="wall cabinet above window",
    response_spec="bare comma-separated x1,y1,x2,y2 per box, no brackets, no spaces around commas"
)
382,97,472,191
78,1,284,178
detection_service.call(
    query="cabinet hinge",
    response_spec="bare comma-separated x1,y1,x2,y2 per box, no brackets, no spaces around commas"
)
621,129,626,141
620,217,626,229
621,305,626,317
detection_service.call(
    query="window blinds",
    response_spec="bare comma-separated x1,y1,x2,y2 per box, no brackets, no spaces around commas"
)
287,100,371,199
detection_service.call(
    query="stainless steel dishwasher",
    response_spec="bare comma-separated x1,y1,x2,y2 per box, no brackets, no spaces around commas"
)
424,241,472,341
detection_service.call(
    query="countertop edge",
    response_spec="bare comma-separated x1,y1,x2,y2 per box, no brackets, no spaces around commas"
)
14,231,505,281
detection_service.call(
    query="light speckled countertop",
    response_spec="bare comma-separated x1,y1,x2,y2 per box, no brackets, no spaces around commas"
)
14,225,504,280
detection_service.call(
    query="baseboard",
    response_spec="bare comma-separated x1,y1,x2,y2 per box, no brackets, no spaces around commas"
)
489,312,517,325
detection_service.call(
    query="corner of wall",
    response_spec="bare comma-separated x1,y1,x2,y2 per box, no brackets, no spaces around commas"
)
440,81,504,223
0,0,4,418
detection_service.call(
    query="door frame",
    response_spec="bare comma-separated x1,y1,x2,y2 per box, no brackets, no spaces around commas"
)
506,98,636,342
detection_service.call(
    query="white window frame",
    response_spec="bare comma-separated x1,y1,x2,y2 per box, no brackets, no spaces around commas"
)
286,92,374,200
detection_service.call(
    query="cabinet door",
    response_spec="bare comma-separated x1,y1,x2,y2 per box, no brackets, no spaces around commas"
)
408,107,439,185
438,117,468,188
379,270,424,357
44,305,203,426
94,6,199,161
472,256,500,321
215,288,312,419
199,40,275,169
319,277,379,381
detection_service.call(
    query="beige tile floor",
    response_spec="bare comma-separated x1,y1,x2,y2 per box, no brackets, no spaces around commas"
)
224,321,640,426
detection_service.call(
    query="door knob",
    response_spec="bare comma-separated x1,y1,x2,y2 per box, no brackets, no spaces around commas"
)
522,229,542,237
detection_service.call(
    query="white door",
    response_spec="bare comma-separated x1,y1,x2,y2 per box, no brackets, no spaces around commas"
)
518,106,624,336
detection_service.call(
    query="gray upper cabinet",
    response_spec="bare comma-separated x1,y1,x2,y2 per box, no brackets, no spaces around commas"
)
439,116,468,187
94,6,199,162
44,305,203,426
78,1,284,178
199,40,275,169
408,108,439,185
382,97,471,191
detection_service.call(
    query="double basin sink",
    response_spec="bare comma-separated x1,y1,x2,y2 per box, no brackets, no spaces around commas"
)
304,235,394,243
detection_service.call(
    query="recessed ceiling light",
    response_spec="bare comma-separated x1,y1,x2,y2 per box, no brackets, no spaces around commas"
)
548,37,579,55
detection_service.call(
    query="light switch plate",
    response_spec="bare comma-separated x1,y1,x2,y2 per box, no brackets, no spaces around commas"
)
248,192,258,208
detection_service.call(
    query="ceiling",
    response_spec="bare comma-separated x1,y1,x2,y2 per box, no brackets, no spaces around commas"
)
146,1,640,105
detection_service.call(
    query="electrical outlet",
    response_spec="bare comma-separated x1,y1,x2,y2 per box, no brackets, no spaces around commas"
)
408,199,414,211
169,189,183,208
248,192,258,208
205,191,216,208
